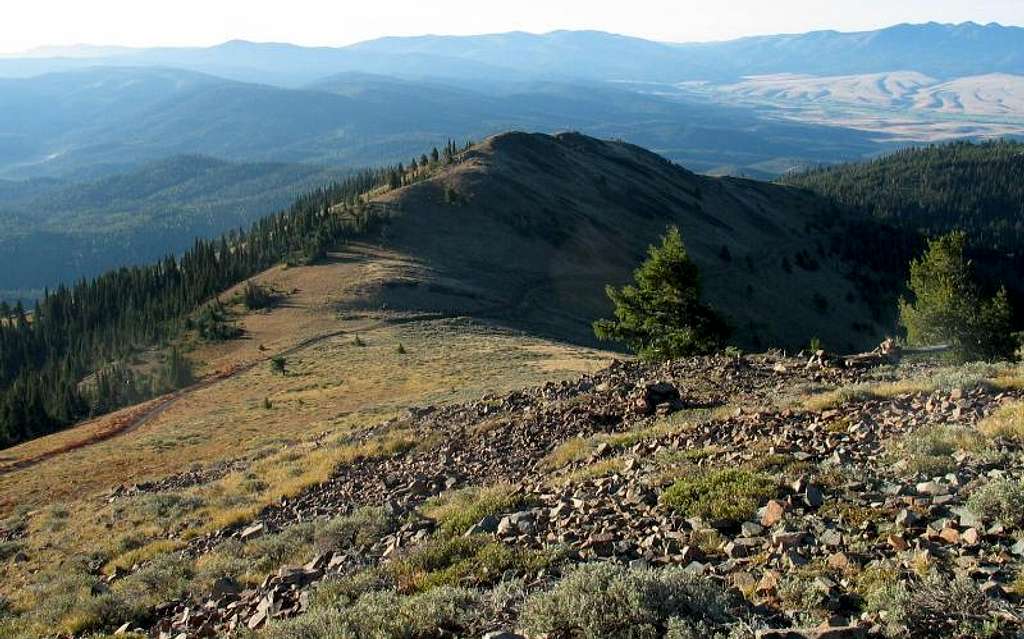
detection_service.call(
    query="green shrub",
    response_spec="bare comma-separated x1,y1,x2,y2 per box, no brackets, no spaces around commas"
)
661,470,777,524
313,507,396,554
70,593,143,635
390,536,555,594
259,586,482,639
520,563,738,639
309,568,392,610
192,548,248,595
125,492,206,523
422,484,534,536
967,479,1024,528
778,573,830,626
900,425,986,476
891,574,1005,638
242,282,277,311
0,541,23,561
113,553,193,608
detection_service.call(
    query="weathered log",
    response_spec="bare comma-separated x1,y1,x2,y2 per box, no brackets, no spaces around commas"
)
839,340,950,368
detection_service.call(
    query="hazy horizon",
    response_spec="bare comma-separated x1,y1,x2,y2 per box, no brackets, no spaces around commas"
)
3,0,1022,55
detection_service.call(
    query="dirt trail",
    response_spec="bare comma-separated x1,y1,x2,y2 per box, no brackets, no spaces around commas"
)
0,247,590,477
0,295,488,478
0,318,388,478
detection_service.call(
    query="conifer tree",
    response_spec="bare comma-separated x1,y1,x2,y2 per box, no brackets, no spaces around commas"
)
899,231,1015,362
594,226,730,360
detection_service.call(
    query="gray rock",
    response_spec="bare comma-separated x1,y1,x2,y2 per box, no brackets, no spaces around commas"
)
915,481,947,496
741,521,764,537
240,523,265,541
804,484,824,509
894,509,920,528
465,515,499,536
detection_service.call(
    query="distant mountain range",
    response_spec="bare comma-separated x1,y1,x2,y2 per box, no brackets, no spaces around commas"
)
1,21,1022,299
2,22,1022,85
0,66,886,180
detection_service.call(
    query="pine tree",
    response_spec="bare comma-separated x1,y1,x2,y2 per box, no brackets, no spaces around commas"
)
270,356,287,375
899,231,1015,362
594,226,730,360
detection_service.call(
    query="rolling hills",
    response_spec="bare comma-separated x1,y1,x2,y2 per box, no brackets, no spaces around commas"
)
0,155,351,301
350,131,888,351
0,66,887,183
0,131,896,449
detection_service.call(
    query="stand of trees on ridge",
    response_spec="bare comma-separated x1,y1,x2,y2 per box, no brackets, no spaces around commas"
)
780,140,1024,255
0,141,473,448
597,227,1017,365
782,140,1024,325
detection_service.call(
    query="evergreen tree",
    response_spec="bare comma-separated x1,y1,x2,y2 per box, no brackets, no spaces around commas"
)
594,226,730,360
161,347,194,391
270,356,287,375
899,232,1015,362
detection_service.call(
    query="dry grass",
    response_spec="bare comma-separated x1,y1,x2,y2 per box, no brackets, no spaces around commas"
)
104,540,184,573
0,254,615,615
540,410,700,471
549,457,629,487
978,401,1024,442
421,483,534,536
802,362,1024,413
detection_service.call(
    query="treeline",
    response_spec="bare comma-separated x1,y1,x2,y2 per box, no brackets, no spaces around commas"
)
781,140,1024,254
0,167,395,447
0,139,477,448
783,140,1024,325
0,156,352,298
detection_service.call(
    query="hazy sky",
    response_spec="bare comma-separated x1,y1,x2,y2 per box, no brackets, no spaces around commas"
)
3,0,1022,54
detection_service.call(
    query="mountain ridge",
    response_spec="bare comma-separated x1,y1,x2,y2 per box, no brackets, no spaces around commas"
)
2,22,1022,84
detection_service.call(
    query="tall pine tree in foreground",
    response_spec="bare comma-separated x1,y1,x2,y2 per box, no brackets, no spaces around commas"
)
594,226,730,360
899,231,1015,362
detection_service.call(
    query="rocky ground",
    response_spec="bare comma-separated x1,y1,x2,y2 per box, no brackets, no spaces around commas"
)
98,353,1024,639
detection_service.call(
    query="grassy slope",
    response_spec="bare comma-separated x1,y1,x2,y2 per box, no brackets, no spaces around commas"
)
369,132,884,351
0,243,613,609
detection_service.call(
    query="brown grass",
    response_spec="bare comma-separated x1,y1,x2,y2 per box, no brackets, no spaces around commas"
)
802,363,1024,413
978,401,1024,442
0,246,615,612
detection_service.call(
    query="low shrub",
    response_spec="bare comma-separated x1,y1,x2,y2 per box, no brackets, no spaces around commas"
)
0,541,23,561
520,562,738,639
894,574,1006,638
899,425,986,476
257,586,482,639
967,479,1024,528
422,484,534,536
390,535,554,593
313,507,396,554
661,470,777,525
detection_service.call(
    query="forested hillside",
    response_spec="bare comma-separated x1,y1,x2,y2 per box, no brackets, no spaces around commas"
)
0,166,398,447
781,140,1024,253
0,156,351,301
782,140,1024,320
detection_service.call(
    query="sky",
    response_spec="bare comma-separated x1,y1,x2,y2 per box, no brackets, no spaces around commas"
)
2,0,1022,54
